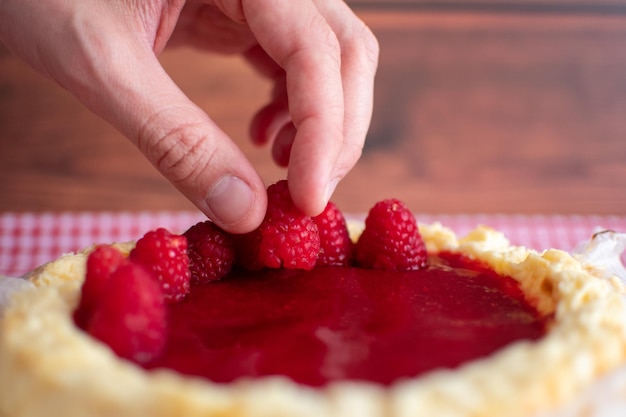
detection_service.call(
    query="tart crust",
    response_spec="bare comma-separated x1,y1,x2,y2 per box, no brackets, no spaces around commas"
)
2,223,626,417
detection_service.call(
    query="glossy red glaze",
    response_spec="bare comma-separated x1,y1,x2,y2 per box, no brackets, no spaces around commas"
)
145,253,547,386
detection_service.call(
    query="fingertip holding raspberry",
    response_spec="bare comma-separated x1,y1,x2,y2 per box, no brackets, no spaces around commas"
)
237,179,321,270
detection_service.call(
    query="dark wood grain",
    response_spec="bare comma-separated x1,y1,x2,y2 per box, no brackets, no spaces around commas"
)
338,10,626,214
1,7,625,215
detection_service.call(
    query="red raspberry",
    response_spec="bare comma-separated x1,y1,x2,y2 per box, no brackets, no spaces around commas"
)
74,245,127,328
129,228,190,303
235,180,320,270
184,221,234,284
355,199,427,271
86,262,167,365
313,201,354,266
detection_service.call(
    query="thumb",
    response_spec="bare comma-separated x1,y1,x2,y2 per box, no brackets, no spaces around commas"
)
79,43,267,233
132,96,269,234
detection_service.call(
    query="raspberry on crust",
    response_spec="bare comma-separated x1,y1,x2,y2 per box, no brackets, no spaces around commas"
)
355,199,427,271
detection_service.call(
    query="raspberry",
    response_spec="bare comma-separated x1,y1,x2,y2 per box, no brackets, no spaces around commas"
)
129,228,190,303
313,201,354,266
184,221,234,284
74,244,127,328
355,199,427,271
86,262,167,365
235,180,320,270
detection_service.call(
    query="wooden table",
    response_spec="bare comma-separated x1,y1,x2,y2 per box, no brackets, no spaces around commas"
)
1,1,626,216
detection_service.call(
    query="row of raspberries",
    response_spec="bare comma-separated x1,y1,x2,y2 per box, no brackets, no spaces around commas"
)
186,180,427,281
74,180,427,364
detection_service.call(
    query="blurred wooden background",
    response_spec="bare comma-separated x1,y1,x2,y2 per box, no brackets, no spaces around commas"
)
1,1,626,216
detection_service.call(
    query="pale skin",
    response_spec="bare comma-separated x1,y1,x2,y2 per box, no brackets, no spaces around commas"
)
0,0,379,233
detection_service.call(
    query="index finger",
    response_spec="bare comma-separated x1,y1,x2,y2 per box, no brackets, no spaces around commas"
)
240,0,346,216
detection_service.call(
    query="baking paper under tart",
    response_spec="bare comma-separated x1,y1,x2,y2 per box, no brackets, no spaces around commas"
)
1,223,626,417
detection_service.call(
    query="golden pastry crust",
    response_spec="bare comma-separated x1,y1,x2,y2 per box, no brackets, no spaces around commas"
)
2,224,626,417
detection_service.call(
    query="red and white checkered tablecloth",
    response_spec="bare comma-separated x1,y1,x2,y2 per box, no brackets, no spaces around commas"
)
1,211,626,277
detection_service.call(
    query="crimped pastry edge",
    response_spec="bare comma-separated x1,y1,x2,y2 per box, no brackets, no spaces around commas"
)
1,223,626,417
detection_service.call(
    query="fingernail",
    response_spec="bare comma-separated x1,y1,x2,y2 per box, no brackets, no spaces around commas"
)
325,177,340,204
206,176,255,227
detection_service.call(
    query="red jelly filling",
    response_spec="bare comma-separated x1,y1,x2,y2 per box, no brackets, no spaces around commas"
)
145,253,547,386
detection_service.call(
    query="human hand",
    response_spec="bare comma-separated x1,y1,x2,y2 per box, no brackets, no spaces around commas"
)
0,0,378,233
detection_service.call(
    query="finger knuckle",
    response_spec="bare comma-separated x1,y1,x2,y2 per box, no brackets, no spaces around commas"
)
150,123,215,186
